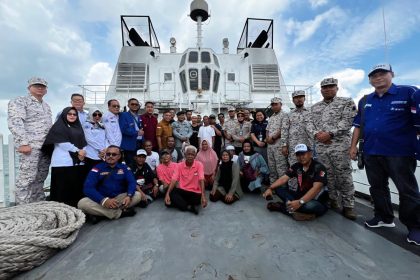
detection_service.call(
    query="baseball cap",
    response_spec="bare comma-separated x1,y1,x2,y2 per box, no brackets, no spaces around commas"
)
136,149,147,156
368,63,393,77
28,77,48,87
153,109,159,115
294,144,311,154
320,78,338,87
292,90,305,98
228,106,236,112
270,97,282,104
176,111,185,116
209,114,216,119
226,145,235,151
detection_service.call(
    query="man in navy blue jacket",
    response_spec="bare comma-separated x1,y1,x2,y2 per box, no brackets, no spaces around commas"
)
350,64,420,246
78,145,142,222
119,98,144,165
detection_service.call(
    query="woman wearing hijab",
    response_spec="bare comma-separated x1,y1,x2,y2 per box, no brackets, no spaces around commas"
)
238,139,269,193
43,107,87,207
195,139,219,190
83,108,109,171
210,150,242,204
250,110,268,163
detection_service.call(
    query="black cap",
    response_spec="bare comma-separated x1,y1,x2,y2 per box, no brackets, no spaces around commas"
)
176,111,186,116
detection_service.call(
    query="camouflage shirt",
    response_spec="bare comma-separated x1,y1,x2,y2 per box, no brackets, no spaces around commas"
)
266,111,287,146
231,121,252,147
8,94,52,149
310,96,357,147
281,107,313,148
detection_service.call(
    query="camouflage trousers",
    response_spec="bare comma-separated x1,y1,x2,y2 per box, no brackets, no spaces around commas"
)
316,146,355,208
15,148,50,205
267,144,288,184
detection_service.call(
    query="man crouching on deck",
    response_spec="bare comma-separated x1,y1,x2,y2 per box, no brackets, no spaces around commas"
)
263,144,329,221
165,145,207,214
78,145,142,223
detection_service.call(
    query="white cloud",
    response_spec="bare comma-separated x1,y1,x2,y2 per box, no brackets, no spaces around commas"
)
286,7,346,45
309,0,328,8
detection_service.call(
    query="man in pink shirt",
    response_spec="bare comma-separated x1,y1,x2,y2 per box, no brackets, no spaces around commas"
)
156,149,177,194
165,145,207,214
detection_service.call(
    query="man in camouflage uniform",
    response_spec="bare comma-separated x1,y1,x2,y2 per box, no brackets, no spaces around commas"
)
231,111,252,154
266,97,288,184
7,77,53,205
281,90,313,166
223,106,236,147
310,78,357,220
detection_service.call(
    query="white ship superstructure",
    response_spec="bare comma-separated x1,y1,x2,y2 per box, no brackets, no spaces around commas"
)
81,0,306,115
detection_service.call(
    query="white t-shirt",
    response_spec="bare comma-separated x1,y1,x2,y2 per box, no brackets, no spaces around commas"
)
146,151,160,171
198,125,215,147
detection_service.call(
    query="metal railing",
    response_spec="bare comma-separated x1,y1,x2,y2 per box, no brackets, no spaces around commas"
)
0,134,16,207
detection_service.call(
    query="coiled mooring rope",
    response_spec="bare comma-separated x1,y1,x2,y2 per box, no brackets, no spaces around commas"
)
0,201,85,279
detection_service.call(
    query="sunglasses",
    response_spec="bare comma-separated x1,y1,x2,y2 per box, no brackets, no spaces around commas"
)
111,105,120,108
67,113,77,116
105,152,120,157
130,103,140,106
93,113,102,117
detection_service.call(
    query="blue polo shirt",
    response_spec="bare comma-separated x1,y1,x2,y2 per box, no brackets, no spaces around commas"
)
83,162,136,204
353,84,418,157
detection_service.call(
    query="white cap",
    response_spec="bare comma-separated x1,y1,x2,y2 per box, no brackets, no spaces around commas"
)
136,149,147,156
294,144,311,154
368,63,393,77
226,145,235,151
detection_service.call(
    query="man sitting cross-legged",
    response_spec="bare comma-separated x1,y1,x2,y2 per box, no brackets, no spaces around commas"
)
78,145,142,223
262,144,329,221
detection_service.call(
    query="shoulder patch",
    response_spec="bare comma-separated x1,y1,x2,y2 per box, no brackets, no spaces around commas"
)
319,170,325,177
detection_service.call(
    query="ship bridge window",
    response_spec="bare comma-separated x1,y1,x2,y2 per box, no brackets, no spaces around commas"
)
201,52,211,63
188,51,198,63
228,73,235,82
213,70,220,93
180,53,187,67
213,54,220,67
164,73,172,82
202,67,211,90
180,70,187,93
189,68,199,90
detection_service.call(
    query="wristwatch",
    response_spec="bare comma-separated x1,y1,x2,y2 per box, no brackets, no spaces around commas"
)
299,199,305,205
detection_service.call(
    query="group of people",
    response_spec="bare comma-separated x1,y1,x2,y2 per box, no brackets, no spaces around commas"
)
7,63,420,246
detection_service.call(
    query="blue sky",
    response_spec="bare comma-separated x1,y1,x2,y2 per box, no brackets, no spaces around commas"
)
0,0,419,141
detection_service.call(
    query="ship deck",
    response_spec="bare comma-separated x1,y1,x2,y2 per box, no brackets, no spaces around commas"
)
17,195,420,280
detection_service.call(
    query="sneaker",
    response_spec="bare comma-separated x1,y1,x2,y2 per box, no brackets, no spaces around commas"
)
365,217,395,228
292,212,316,221
86,214,104,225
187,205,199,215
342,207,357,220
267,202,287,213
120,208,137,218
407,229,420,246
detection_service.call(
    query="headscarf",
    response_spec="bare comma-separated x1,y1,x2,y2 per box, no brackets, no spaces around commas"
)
196,140,219,175
43,107,87,161
219,150,233,192
241,139,256,156
89,107,105,129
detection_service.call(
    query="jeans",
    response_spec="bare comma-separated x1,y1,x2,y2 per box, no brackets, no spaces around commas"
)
364,155,420,229
274,187,328,217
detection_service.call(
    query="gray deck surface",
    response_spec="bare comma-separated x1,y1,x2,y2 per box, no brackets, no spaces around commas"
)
17,195,420,280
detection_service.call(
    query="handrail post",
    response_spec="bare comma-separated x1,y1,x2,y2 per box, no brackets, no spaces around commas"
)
0,134,4,207
8,134,16,205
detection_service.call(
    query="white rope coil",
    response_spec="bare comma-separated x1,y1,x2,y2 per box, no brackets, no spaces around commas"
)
0,201,85,279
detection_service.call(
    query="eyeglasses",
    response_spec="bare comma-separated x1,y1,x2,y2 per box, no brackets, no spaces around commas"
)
111,105,120,108
92,113,102,117
67,113,77,116
130,103,139,106
105,152,120,157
